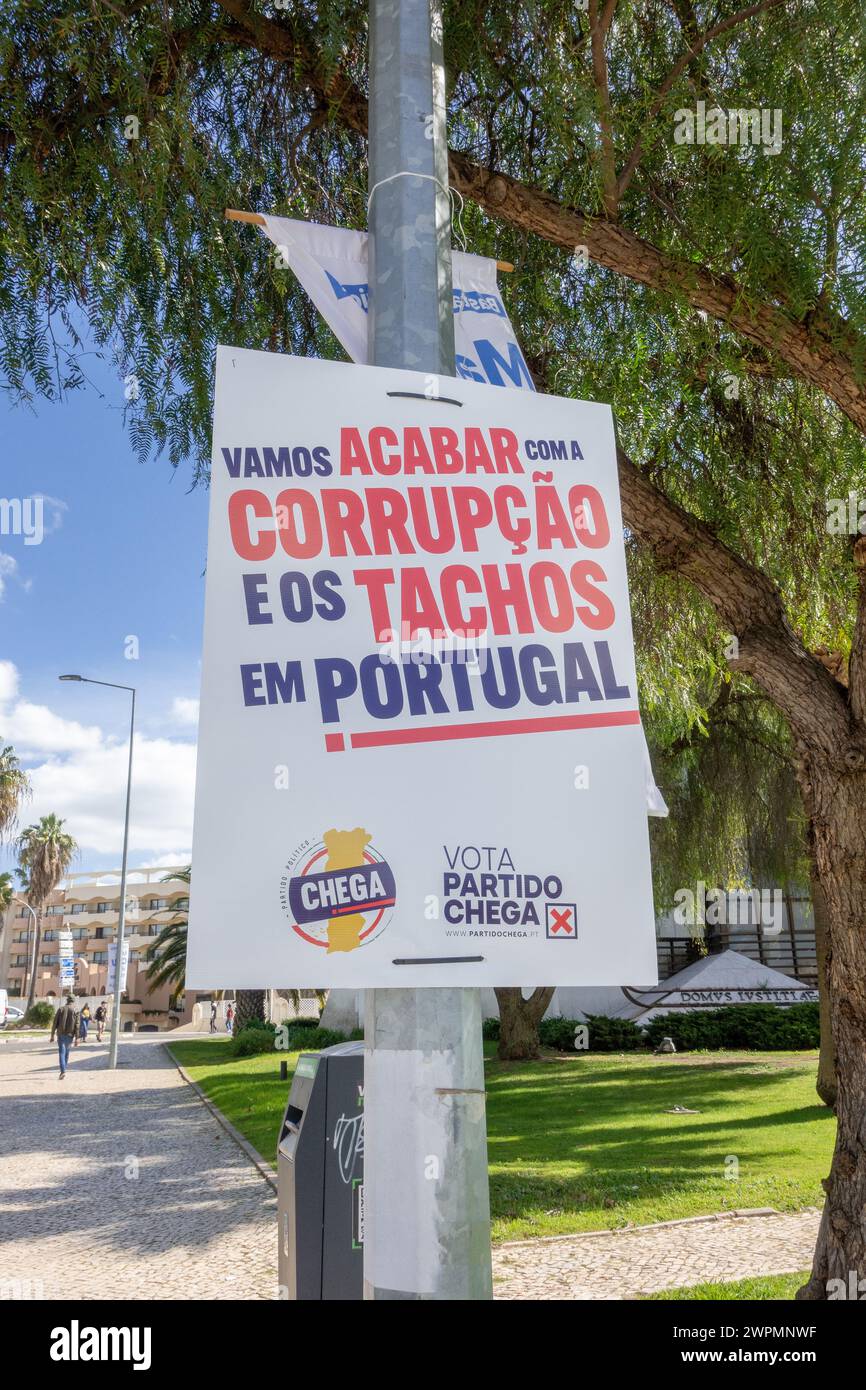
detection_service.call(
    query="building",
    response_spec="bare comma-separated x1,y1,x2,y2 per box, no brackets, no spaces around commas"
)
0,865,201,1031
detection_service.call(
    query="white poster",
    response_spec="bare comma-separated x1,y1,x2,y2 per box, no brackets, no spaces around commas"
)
58,929,75,987
259,215,535,392
107,939,130,994
186,349,657,988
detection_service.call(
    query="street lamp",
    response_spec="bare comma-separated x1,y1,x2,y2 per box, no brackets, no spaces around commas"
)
13,896,37,1006
59,674,135,1069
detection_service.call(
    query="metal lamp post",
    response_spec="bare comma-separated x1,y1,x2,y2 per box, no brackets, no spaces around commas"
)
59,675,135,1069
13,896,38,1006
363,0,493,1300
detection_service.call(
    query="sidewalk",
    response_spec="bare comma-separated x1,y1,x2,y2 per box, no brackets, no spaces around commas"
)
0,1036,277,1300
492,1209,821,1299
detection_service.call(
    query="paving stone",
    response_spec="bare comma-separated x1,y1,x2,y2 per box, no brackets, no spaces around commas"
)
0,1037,278,1300
491,1210,822,1300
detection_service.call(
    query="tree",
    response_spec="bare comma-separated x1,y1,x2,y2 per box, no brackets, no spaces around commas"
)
16,814,77,1011
0,871,13,911
145,866,190,995
494,987,555,1060
3,0,865,1296
234,991,267,1031
0,743,30,842
145,918,188,993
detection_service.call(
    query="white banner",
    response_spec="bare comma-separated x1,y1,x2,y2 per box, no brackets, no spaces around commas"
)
107,939,130,995
187,350,658,988
58,929,75,985
259,216,536,392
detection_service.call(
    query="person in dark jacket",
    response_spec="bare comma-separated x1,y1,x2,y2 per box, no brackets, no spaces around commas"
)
94,1002,107,1042
50,995,78,1079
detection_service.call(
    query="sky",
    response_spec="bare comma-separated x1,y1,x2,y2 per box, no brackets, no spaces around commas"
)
0,350,209,879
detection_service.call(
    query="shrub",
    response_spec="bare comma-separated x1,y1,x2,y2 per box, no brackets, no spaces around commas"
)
482,1017,501,1041
641,1003,820,1052
230,1024,279,1057
284,1026,347,1052
24,1002,55,1028
538,1014,644,1052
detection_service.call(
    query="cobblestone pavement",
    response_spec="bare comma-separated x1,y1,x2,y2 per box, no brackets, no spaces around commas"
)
0,1036,278,1300
492,1209,822,1299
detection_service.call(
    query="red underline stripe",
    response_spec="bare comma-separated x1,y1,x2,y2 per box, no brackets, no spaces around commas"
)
345,709,641,749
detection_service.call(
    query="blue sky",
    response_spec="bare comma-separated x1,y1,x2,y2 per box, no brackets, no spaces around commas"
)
1,349,209,877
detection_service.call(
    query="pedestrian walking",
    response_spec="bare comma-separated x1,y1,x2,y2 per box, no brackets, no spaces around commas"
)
225,1003,234,1035
50,995,79,1080
79,1003,92,1042
210,1001,218,1034
94,1001,107,1042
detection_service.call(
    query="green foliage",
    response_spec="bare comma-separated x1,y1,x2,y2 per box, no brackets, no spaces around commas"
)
537,1014,644,1052
230,1021,347,1057
490,1006,818,1052
25,1001,55,1027
285,1025,347,1051
230,1023,280,1057
642,1003,820,1052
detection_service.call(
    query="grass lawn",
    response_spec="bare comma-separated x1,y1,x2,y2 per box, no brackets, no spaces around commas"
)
646,1271,808,1300
167,1039,832,1243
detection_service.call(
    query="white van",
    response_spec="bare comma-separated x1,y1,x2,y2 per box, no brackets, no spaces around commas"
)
0,989,9,1027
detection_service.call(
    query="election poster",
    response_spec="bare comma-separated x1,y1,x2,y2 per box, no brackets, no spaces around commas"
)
186,349,657,988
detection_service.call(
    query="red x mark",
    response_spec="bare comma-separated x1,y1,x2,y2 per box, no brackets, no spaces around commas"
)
550,907,574,934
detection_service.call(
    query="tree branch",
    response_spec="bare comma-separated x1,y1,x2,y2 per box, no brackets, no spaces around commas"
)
588,0,619,218
446,154,866,437
616,443,856,761
615,0,787,201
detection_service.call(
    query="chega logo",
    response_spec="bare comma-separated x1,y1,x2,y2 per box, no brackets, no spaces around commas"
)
280,827,396,955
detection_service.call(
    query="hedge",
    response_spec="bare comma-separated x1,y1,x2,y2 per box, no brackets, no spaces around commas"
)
483,1004,820,1053
641,1003,820,1052
230,1023,348,1057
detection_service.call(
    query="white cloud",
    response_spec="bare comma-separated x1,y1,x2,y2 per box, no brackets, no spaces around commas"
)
0,663,197,858
34,495,68,537
1,700,102,756
0,553,18,599
170,696,200,726
0,659,20,704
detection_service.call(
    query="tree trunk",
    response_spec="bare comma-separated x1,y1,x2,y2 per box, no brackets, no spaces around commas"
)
495,987,555,1060
25,911,42,1013
796,759,866,1299
810,868,837,1110
234,989,266,1032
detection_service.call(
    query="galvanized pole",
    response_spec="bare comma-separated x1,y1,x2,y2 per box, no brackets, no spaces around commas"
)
108,686,135,1070
364,0,493,1300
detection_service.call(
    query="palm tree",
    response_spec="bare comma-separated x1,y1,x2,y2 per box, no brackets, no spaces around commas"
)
144,918,187,994
0,871,13,910
234,990,267,1032
145,866,190,997
17,814,77,1011
0,743,31,843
